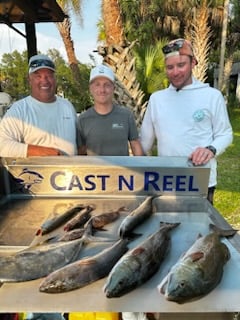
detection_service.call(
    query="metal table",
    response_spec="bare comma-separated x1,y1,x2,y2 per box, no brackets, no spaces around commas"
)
0,156,239,319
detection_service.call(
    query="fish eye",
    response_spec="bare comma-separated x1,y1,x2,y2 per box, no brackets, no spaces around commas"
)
179,280,185,288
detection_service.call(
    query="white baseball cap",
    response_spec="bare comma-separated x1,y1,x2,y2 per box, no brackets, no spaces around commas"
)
89,65,115,83
28,54,55,74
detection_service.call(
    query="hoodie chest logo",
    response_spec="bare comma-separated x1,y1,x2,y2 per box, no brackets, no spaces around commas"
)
193,109,205,122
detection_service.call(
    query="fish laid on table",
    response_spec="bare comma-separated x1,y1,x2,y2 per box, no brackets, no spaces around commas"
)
63,205,95,231
58,228,86,241
0,222,105,282
89,206,127,229
104,222,180,298
39,238,130,293
118,196,155,238
36,203,87,236
158,225,237,304
58,206,127,241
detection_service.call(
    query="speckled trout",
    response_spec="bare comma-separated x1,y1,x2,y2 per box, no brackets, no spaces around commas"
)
158,225,236,304
104,222,180,298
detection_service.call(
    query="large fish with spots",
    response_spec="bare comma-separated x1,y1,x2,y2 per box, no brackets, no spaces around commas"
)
39,238,129,293
158,225,237,304
104,222,180,298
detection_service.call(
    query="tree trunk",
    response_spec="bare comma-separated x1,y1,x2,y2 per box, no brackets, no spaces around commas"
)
56,18,83,93
185,0,212,83
102,0,125,45
218,0,229,91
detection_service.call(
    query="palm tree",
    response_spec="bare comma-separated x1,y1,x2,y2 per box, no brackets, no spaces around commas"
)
101,0,125,45
185,0,212,82
119,0,225,83
134,39,168,97
218,0,229,90
56,0,83,89
99,0,147,125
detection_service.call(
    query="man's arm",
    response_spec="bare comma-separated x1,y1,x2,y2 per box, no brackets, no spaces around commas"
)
78,145,87,155
129,139,144,156
27,145,62,156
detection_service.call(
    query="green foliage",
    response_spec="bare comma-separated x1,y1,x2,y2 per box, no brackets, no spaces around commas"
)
117,0,240,97
215,107,240,228
134,39,169,99
119,0,163,45
0,51,29,99
0,49,92,112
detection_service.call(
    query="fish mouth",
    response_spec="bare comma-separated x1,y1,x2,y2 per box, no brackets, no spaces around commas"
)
165,295,184,303
39,283,65,294
105,291,119,299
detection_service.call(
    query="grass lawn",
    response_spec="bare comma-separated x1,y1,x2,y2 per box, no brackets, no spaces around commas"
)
214,107,240,228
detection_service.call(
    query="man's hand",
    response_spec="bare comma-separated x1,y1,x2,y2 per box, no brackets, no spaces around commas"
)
27,144,63,156
189,147,215,166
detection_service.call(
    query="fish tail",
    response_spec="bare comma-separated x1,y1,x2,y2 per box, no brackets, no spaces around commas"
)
209,223,238,237
160,221,181,230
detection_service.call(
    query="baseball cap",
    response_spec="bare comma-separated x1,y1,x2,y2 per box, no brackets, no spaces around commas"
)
28,54,55,74
162,38,198,63
89,65,115,83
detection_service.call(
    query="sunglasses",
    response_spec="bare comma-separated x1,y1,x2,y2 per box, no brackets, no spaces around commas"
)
162,39,185,55
29,59,55,69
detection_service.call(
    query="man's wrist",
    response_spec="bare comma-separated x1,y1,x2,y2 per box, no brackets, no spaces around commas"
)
205,145,216,156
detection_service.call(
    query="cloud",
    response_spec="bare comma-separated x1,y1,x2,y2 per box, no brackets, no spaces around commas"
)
0,25,26,55
0,24,102,64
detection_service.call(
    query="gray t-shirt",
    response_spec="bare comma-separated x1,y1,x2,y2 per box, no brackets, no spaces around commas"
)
78,105,139,155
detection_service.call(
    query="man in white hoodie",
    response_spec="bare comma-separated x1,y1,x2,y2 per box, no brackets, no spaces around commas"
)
140,38,233,204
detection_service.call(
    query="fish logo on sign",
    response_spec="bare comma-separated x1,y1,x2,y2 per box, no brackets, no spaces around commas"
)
13,168,44,191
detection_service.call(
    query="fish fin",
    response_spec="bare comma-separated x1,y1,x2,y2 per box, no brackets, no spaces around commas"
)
157,275,168,294
189,251,204,262
159,221,181,229
85,235,117,243
209,223,238,237
44,236,59,243
35,229,42,236
91,226,108,232
87,204,96,212
118,206,130,213
125,232,142,240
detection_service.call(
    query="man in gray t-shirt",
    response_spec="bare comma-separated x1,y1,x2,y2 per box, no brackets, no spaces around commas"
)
78,65,143,156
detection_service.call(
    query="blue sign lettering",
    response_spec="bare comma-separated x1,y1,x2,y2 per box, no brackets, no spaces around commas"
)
189,175,199,191
119,175,134,190
176,175,186,191
68,175,84,190
50,171,67,191
50,171,110,191
163,175,174,191
50,171,200,193
144,172,160,191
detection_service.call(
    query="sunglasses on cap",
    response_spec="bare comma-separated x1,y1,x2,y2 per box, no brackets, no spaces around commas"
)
29,59,55,69
162,39,185,55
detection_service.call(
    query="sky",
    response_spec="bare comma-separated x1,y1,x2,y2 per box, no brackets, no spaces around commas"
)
0,0,102,64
